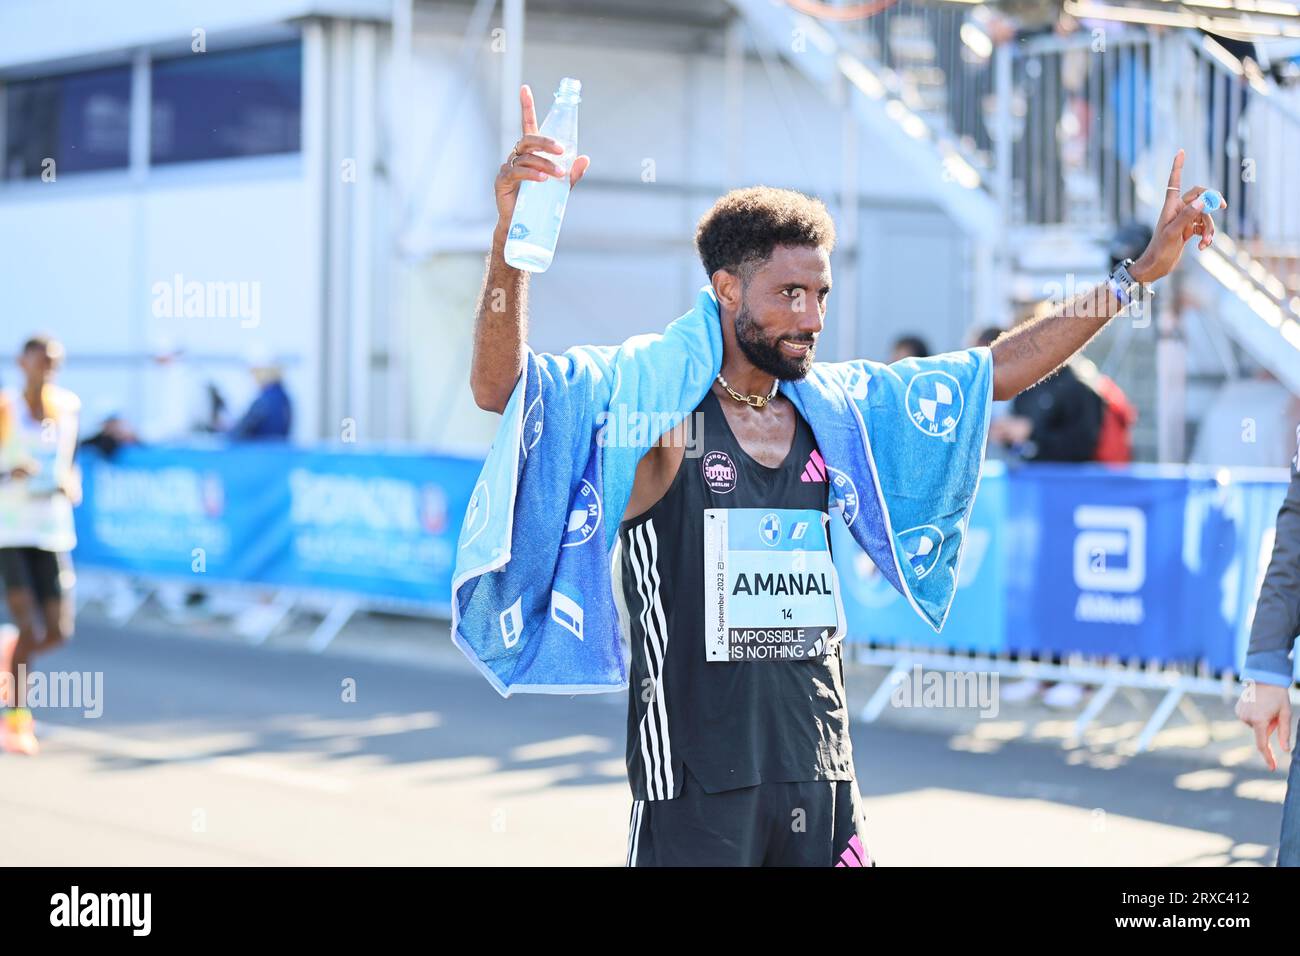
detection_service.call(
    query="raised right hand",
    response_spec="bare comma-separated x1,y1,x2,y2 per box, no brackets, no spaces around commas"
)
494,85,590,226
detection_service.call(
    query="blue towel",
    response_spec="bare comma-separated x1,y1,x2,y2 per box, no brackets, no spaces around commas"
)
452,285,992,696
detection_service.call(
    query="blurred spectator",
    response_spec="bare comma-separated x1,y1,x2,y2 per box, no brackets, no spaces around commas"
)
79,411,140,459
142,342,204,442
0,335,82,755
230,356,292,441
202,382,230,434
1109,221,1153,273
991,365,1103,464
142,342,233,440
889,334,931,363
1073,354,1137,464
986,295,1140,464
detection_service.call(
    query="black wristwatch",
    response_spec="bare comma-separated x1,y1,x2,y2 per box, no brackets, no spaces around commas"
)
1108,257,1145,307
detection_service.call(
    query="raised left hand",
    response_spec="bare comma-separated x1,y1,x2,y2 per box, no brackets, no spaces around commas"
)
1130,149,1223,284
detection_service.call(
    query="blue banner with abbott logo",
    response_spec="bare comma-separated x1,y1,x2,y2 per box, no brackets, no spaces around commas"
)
834,462,1290,674
1001,465,1202,663
72,446,1289,674
73,444,482,610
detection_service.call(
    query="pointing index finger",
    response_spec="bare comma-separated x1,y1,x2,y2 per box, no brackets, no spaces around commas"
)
1166,148,1184,193
520,84,539,137
1159,149,1186,222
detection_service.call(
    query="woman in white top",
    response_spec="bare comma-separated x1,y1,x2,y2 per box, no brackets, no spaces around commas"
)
0,336,81,756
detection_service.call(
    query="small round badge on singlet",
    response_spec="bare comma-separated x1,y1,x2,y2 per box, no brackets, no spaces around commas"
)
700,450,737,494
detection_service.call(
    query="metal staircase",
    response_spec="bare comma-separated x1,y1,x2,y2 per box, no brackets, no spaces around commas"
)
729,0,1002,242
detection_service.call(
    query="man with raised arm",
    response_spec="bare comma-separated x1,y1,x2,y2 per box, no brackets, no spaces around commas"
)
460,85,1220,867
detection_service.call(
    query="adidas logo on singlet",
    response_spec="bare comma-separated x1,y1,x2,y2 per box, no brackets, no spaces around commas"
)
800,449,828,483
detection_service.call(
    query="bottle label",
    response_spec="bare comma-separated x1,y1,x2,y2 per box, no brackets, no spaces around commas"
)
508,222,530,240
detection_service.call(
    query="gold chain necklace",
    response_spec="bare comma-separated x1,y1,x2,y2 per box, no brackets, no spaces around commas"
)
716,373,778,408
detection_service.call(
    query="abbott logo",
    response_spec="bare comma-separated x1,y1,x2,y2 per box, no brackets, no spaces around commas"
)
1073,506,1145,625
1073,506,1145,591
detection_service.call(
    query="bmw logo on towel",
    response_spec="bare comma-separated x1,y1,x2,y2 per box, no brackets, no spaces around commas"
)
759,512,782,547
828,467,859,528
561,480,601,548
905,370,963,438
460,481,490,549
896,524,945,580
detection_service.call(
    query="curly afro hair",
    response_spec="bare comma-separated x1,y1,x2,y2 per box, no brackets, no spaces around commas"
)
694,186,836,280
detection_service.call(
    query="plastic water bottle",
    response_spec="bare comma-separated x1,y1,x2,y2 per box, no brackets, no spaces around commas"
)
1200,189,1223,212
504,78,581,273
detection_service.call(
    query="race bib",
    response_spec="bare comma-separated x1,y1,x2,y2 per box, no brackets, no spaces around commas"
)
703,507,839,662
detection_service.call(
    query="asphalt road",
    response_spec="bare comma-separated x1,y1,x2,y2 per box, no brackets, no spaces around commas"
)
0,623,1287,866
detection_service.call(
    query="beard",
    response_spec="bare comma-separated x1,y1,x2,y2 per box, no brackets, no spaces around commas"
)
734,301,816,380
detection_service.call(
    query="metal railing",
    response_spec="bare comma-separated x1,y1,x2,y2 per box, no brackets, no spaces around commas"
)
840,2,998,172
1175,34,1300,280
999,30,1156,232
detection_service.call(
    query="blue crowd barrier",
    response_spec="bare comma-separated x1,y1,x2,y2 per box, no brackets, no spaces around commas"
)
73,444,483,613
72,446,1292,676
836,462,1292,677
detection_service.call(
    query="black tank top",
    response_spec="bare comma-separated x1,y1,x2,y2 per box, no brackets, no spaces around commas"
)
617,388,854,801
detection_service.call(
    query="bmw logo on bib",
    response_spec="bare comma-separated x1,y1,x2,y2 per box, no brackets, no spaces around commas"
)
759,512,782,547
905,370,963,438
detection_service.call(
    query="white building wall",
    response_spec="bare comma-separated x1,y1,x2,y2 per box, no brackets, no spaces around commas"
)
0,1,976,454
0,0,388,70
400,9,973,451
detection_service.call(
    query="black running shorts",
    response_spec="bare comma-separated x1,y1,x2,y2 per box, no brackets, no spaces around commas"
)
0,547,74,604
626,764,874,867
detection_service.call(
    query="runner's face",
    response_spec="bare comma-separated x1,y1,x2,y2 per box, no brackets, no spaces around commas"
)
734,244,830,381
18,345,60,386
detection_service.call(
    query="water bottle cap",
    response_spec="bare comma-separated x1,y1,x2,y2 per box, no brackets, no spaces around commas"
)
557,77,582,97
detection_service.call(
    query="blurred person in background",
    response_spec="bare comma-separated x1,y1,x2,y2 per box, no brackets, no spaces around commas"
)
1236,424,1300,865
229,352,292,442
142,342,233,441
202,382,230,434
989,223,1144,467
0,336,82,756
888,334,931,364
987,300,1105,465
79,408,140,460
